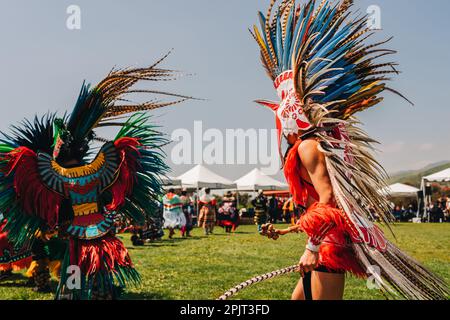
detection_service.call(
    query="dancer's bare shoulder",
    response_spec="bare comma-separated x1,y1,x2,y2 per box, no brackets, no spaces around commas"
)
297,139,323,171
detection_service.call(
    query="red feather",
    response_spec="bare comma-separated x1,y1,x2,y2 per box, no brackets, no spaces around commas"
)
2,147,63,227
298,203,365,276
0,222,32,271
71,235,133,275
284,140,320,206
318,236,365,277
297,202,347,241
106,137,141,211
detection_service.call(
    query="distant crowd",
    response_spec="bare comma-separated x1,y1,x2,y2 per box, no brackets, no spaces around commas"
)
118,191,450,245
390,195,450,223
423,195,450,223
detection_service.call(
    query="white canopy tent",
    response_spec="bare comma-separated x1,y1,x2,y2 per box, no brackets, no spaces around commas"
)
176,165,237,216
233,168,288,210
381,183,420,197
161,176,182,187
422,168,450,184
177,165,236,189
234,168,288,191
420,168,450,221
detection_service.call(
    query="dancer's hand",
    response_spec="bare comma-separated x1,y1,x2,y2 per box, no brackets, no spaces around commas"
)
260,223,280,240
261,224,300,240
298,249,319,275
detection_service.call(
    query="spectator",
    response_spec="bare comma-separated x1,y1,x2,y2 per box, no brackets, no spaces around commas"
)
438,196,447,210
268,195,279,224
446,197,450,222
403,204,416,222
162,188,186,239
180,189,194,237
251,190,268,233
430,202,444,223
283,197,296,225
217,191,239,233
276,197,284,221
392,206,403,222
198,188,217,235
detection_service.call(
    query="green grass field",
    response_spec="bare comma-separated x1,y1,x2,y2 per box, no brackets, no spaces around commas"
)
1,223,449,300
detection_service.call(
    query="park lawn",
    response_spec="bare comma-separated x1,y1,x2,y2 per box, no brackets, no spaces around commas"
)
0,223,449,300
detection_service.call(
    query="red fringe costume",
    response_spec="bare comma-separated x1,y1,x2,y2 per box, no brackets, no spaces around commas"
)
70,235,134,277
0,222,32,272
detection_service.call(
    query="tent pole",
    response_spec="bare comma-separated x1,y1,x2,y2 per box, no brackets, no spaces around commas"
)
423,179,431,223
197,186,200,218
421,178,426,220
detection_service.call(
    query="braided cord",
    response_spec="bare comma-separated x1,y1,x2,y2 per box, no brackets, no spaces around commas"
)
217,265,298,300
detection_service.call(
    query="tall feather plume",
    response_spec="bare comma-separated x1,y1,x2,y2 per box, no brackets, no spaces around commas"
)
265,0,278,72
0,113,64,154
67,50,196,141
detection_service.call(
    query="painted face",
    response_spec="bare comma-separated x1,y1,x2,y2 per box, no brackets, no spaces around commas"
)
255,70,313,161
274,70,312,136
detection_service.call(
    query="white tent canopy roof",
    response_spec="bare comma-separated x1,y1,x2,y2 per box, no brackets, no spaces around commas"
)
176,165,237,189
381,183,420,196
161,176,182,186
234,168,288,191
422,168,450,182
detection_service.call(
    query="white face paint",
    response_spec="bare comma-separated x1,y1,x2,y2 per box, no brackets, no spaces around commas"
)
274,71,312,136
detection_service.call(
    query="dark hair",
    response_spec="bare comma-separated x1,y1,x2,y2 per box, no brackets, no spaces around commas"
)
168,188,175,193
56,131,94,164
283,143,295,166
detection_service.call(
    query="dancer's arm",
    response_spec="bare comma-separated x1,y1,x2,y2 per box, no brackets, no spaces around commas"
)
298,139,334,205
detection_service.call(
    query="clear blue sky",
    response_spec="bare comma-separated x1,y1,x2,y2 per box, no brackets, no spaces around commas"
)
0,0,449,179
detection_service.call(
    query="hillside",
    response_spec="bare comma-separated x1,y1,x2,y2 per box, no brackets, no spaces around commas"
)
388,161,450,187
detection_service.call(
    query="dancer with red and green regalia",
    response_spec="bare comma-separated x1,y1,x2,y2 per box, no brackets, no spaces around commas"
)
0,52,193,299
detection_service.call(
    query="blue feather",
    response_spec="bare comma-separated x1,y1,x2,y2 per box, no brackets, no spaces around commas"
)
283,8,295,69
289,5,306,61
276,14,283,68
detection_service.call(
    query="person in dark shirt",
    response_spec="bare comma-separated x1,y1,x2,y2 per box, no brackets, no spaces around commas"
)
428,203,443,223
268,195,279,224
392,206,403,222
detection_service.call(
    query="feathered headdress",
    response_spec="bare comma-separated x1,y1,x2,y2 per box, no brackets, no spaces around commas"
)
0,52,194,246
51,50,196,163
251,0,412,158
250,0,414,224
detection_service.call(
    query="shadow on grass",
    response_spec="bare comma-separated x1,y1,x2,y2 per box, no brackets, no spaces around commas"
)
207,231,259,236
0,273,32,287
206,233,233,237
127,237,206,250
0,273,59,291
228,231,255,235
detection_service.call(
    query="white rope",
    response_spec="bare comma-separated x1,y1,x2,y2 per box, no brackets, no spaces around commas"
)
217,265,298,300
